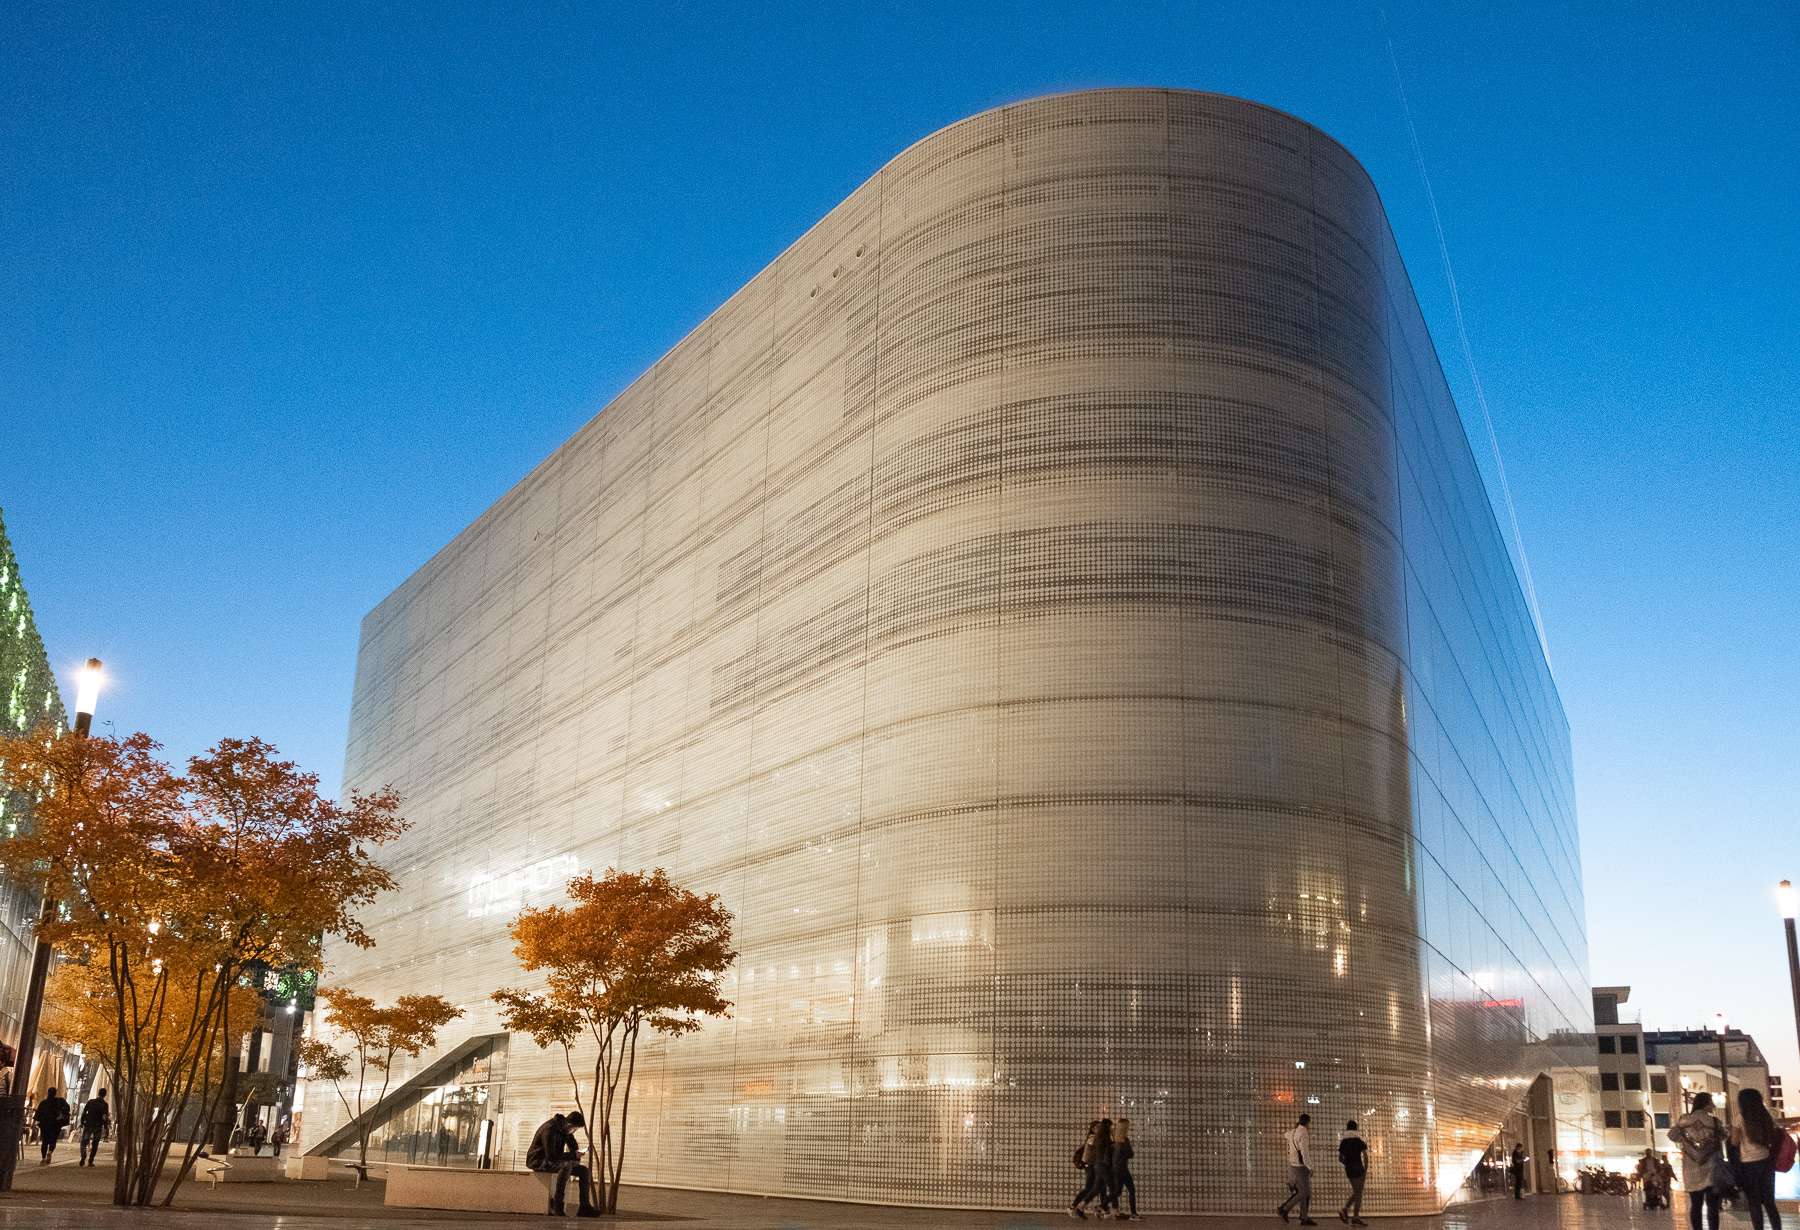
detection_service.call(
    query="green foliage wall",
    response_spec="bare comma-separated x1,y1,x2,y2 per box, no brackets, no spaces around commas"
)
0,506,67,838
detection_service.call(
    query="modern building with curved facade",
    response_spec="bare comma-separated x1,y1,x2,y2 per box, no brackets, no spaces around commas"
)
302,89,1593,1213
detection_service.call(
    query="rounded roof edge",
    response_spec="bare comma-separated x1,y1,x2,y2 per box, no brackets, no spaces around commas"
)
882,87,1379,193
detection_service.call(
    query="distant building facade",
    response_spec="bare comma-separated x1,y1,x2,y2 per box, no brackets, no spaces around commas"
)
303,89,1592,1213
1568,985,1787,1184
0,507,72,1096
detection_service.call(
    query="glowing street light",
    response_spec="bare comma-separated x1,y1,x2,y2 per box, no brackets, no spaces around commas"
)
73,658,103,735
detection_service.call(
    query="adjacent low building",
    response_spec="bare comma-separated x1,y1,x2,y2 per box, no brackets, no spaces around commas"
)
1567,985,1789,1190
303,89,1594,1213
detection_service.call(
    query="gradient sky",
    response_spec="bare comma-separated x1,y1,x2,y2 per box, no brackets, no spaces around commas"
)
4,4,1796,1083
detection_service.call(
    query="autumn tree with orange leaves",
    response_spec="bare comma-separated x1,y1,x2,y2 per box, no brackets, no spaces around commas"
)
494,869,734,1214
299,987,463,1173
0,726,407,1208
44,957,263,1113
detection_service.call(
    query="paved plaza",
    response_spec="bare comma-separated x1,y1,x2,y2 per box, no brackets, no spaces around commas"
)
1,1153,1784,1230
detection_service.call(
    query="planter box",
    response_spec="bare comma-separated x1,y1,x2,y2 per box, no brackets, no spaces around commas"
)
385,1166,560,1215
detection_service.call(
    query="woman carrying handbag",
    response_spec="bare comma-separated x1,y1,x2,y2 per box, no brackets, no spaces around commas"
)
1730,1088,1790,1230
1669,1092,1730,1230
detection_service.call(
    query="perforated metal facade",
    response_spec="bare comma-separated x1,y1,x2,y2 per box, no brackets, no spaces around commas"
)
306,89,1590,1213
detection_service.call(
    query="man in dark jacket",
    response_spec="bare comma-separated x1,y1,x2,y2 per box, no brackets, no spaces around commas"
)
1337,1120,1369,1225
33,1086,71,1163
526,1110,599,1217
78,1089,110,1166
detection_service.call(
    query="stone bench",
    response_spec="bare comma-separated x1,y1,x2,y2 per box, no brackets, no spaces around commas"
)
384,1166,565,1215
286,1154,330,1180
211,1154,288,1183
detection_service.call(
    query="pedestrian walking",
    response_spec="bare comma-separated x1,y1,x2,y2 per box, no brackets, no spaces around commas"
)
1276,1112,1317,1225
1670,1091,1730,1230
246,1119,268,1155
526,1109,600,1218
1337,1119,1368,1225
1110,1118,1139,1221
1636,1148,1666,1208
33,1087,71,1164
271,1119,291,1155
78,1089,109,1167
1730,1089,1788,1230
1510,1143,1527,1199
1069,1118,1113,1219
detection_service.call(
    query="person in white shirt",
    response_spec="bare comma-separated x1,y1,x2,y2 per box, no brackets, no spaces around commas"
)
1277,1112,1317,1225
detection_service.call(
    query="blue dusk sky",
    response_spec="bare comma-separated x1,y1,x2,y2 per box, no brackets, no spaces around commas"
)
3,5,1796,1080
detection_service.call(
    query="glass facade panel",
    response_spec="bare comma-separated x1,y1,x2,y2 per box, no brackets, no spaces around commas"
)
361,1043,507,1170
306,89,1591,1211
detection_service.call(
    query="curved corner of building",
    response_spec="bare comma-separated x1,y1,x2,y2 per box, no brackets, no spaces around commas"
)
317,86,1588,1217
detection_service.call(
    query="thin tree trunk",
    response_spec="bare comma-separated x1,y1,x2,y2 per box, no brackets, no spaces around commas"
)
597,1044,619,1217
161,967,233,1205
107,940,136,1207
138,967,228,1205
607,1023,641,1214
360,1047,395,1173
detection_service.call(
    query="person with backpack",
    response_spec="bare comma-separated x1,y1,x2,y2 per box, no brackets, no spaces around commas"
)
1670,1092,1730,1230
1068,1118,1112,1219
78,1089,110,1166
33,1087,71,1164
1730,1088,1792,1230
1276,1112,1316,1225
1110,1118,1139,1221
1337,1120,1368,1224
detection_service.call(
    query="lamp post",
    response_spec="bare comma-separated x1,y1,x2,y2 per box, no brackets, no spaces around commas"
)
0,660,102,1190
1780,881,1800,1072
1715,1012,1732,1130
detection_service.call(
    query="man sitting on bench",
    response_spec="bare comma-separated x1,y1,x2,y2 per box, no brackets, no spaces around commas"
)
526,1110,599,1217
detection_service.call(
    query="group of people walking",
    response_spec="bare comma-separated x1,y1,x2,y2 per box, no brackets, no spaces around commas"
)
25,1087,110,1166
1067,1111,1372,1222
235,1117,292,1156
1068,1117,1138,1219
1272,1113,1370,1226
1670,1088,1792,1230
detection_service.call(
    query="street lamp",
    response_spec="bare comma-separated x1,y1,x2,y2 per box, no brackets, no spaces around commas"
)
1715,1012,1733,1129
1780,881,1800,1074
73,658,102,736
0,660,103,1191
